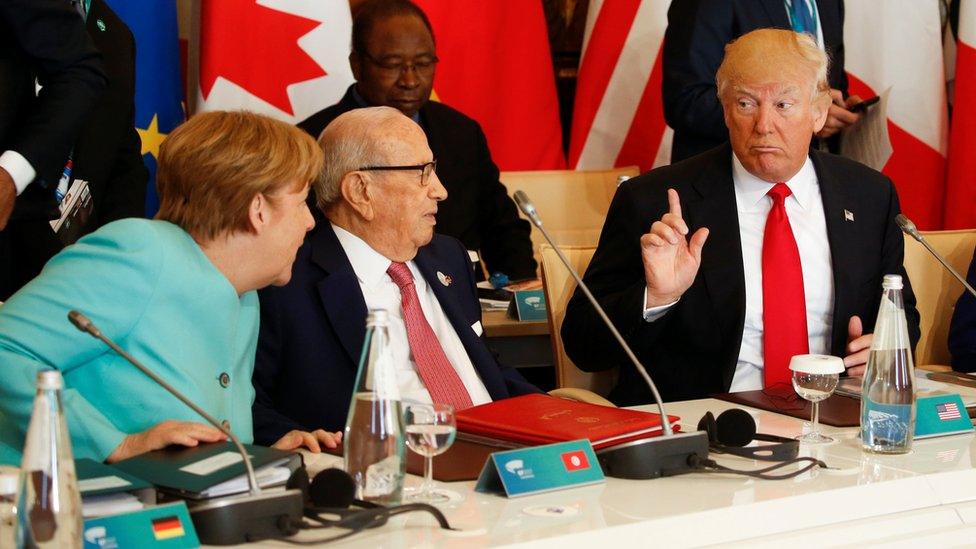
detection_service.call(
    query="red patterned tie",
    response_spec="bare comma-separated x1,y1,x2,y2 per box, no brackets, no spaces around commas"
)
762,183,809,387
387,262,474,410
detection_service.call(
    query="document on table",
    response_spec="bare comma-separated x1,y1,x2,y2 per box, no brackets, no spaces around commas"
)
837,370,976,408
839,87,893,171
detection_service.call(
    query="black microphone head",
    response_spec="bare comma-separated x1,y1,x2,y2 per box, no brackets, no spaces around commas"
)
68,310,100,337
714,408,757,447
895,214,922,241
309,468,356,509
286,467,310,503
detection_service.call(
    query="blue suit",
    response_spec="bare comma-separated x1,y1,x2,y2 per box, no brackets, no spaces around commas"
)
949,250,976,372
252,223,540,444
0,219,259,465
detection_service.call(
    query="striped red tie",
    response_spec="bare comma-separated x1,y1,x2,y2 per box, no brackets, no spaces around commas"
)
387,262,473,410
762,183,809,387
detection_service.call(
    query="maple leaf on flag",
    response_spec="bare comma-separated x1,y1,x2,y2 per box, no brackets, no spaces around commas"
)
200,0,325,115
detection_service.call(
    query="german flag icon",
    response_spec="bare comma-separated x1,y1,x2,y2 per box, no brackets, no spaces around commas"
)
151,515,186,540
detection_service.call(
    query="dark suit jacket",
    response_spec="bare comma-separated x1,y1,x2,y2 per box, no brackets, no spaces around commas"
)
662,0,848,162
74,0,148,228
561,144,921,406
0,0,106,300
949,251,976,372
298,86,537,281
251,223,540,444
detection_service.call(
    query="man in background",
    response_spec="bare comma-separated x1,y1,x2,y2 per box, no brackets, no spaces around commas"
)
662,0,861,162
298,0,536,282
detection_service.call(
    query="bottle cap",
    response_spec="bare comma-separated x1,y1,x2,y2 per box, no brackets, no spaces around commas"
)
366,309,389,326
789,354,845,374
36,370,63,390
882,274,903,290
0,473,17,496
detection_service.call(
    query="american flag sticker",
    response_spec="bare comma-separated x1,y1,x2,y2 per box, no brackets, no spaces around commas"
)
937,402,962,421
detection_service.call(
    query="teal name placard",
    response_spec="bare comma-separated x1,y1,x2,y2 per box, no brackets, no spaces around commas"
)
915,394,974,439
475,439,605,498
83,502,200,548
508,289,547,321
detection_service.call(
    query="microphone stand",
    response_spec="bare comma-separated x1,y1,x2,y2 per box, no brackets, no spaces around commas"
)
513,191,708,479
68,311,303,545
896,214,976,299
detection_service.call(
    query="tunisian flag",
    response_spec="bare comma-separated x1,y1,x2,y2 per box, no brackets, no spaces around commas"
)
413,1,565,170
945,0,976,229
196,0,354,123
844,0,949,230
568,0,673,171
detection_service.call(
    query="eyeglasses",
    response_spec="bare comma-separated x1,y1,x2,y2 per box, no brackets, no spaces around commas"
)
359,159,437,187
360,51,438,78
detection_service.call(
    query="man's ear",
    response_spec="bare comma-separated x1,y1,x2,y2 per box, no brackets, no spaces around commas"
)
349,52,363,82
340,172,375,220
812,92,831,133
248,192,269,234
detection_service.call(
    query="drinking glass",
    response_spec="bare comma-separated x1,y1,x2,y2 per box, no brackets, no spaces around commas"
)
790,354,845,444
404,402,457,503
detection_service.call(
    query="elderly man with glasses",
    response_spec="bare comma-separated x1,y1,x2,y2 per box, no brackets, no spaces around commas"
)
251,107,540,443
297,0,536,284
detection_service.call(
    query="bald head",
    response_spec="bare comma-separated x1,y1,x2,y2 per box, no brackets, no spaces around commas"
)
315,106,423,210
716,28,829,104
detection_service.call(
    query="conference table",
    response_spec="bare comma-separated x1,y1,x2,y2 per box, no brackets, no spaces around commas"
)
238,397,976,547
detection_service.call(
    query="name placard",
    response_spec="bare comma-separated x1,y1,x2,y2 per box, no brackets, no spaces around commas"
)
475,439,604,498
83,502,199,548
915,394,975,439
508,289,547,321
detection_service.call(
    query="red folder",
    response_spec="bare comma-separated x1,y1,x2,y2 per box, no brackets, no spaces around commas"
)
456,394,681,450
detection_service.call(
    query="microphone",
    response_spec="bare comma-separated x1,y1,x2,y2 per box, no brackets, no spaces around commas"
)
512,191,708,479
68,310,303,545
896,214,976,299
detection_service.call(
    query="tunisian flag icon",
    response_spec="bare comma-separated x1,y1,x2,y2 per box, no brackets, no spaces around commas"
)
561,450,591,472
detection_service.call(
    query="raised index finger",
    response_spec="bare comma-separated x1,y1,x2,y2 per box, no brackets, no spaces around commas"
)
667,188,682,219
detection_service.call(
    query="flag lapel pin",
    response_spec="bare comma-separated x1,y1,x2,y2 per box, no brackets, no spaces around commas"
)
96,19,106,31
437,271,453,286
844,209,854,222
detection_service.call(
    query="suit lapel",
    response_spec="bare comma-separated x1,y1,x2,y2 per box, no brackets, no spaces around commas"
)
686,145,747,347
811,152,857,354
311,224,368,366
759,0,792,27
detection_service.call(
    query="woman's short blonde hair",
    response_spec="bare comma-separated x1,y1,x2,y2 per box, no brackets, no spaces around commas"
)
156,111,324,240
716,28,830,102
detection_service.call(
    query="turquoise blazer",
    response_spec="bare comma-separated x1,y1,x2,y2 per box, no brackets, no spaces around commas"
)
0,220,259,464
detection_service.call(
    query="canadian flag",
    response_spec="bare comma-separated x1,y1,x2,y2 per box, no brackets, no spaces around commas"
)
945,0,976,229
196,0,354,124
843,0,949,230
568,0,673,171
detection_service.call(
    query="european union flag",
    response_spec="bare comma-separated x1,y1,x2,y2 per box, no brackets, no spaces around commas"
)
105,0,184,216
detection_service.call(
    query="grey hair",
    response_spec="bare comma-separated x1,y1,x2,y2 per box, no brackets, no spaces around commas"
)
315,106,409,210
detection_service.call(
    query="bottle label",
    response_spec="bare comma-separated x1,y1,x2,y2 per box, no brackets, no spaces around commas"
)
364,454,401,497
862,398,913,447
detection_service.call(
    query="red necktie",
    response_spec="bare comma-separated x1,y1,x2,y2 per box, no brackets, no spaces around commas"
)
387,262,473,410
762,183,809,387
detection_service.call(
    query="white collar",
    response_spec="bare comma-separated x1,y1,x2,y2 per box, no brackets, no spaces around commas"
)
331,223,398,288
731,153,818,212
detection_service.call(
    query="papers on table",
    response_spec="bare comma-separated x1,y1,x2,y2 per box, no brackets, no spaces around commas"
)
198,461,293,499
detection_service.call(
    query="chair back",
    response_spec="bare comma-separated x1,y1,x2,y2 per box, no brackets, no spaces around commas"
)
500,167,639,268
540,244,618,395
902,230,976,367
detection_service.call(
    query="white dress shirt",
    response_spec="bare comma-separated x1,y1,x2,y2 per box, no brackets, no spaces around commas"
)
332,223,493,406
642,155,834,392
0,150,37,195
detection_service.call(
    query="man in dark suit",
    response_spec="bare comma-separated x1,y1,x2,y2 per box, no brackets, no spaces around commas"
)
297,0,536,282
562,29,920,406
949,252,976,372
0,0,107,300
663,0,861,162
252,107,539,444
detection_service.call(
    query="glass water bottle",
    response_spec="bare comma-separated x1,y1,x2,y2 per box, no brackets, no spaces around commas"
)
15,370,82,548
343,310,406,505
860,275,916,454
